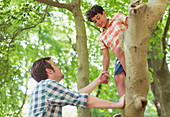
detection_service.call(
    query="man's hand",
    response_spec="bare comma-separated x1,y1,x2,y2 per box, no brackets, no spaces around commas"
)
97,71,109,84
78,71,109,94
118,95,125,109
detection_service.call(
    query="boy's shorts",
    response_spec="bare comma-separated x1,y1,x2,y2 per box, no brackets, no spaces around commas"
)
114,59,125,77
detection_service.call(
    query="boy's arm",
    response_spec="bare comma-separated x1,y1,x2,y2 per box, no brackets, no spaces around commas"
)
78,72,109,94
86,95,125,109
102,48,110,72
125,17,128,26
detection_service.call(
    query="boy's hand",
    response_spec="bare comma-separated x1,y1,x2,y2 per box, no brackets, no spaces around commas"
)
97,71,109,84
118,95,125,109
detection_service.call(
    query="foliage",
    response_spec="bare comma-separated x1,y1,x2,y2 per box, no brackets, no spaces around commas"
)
148,8,170,61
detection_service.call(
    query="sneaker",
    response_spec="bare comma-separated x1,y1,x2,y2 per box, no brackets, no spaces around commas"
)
113,114,121,117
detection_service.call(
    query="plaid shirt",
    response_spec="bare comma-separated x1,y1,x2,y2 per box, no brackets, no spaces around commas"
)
98,13,128,54
29,79,88,117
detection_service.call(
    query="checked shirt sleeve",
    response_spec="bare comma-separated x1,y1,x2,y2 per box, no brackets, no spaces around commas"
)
115,13,128,25
46,80,88,108
98,33,108,50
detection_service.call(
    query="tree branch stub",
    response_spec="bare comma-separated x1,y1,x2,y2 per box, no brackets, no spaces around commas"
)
128,1,147,17
134,96,148,111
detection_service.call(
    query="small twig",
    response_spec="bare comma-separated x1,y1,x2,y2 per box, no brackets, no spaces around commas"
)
17,86,28,115
96,84,102,97
86,21,101,33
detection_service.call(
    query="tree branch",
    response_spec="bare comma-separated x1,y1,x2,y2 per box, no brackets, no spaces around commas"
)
96,84,102,97
150,82,161,117
66,34,76,51
10,5,48,45
5,5,49,78
86,21,101,33
161,8,170,69
17,86,28,115
35,0,73,12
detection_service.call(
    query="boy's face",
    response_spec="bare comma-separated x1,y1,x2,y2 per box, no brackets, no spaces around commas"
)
91,11,108,28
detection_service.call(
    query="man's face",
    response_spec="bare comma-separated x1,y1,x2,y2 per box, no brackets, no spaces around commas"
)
46,60,64,82
91,12,107,28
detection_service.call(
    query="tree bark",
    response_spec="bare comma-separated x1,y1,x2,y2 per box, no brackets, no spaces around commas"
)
151,67,170,117
149,8,170,116
119,0,169,117
35,0,91,116
151,82,161,117
71,0,91,117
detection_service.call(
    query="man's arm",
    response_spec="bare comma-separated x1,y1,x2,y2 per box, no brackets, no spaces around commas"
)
86,95,125,109
102,48,110,72
78,72,109,94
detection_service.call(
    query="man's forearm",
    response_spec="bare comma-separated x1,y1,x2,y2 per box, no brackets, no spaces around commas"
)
86,95,122,109
78,78,99,94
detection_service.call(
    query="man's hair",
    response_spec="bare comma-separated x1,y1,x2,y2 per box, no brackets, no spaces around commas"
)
85,5,104,22
30,57,55,82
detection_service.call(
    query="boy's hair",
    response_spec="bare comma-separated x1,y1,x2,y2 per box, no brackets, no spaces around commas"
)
30,57,55,82
85,5,104,22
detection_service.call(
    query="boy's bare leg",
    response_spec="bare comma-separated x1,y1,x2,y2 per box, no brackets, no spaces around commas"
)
114,45,126,72
114,71,126,97
118,52,126,72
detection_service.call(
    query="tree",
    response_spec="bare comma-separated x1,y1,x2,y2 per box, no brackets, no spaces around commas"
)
34,0,91,117
1,0,169,116
149,8,170,117
119,0,169,117
0,1,48,116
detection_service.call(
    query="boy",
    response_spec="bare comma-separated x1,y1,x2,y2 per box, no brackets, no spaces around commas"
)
86,5,128,97
28,57,125,117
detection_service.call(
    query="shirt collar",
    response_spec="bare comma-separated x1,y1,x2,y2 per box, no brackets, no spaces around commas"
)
102,17,112,32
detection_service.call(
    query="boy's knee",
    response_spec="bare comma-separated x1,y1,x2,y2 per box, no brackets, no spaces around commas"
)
114,45,124,58
114,72,125,83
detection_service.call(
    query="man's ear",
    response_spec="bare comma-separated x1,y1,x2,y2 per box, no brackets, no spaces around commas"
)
103,11,106,16
45,68,53,74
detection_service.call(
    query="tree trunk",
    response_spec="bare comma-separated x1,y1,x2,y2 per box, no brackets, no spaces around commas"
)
149,10,170,116
119,0,169,117
35,0,91,116
72,1,91,117
150,82,161,117
151,66,170,117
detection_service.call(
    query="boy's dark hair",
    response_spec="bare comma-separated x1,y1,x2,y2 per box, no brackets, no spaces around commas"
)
30,57,55,82
85,5,104,22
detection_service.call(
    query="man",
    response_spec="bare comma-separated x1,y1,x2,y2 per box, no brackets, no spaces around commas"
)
29,57,125,117
86,5,128,97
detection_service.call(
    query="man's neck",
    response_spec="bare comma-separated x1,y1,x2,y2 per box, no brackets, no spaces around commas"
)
48,77,60,83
